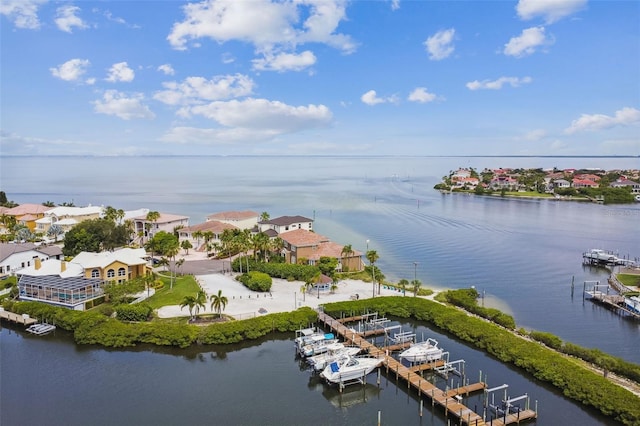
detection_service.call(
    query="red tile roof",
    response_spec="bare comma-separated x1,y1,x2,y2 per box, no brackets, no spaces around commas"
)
6,204,49,216
279,229,328,246
183,221,237,233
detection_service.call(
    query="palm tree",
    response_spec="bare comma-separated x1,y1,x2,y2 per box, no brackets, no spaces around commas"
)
194,290,207,319
220,229,236,272
180,295,196,321
366,250,379,297
202,231,214,255
175,258,185,276
341,244,354,271
269,237,284,260
300,284,307,302
411,279,422,297
192,230,203,251
260,211,270,222
145,211,160,242
398,279,409,296
166,243,180,289
181,239,193,254
252,232,269,261
210,290,228,318
47,224,64,242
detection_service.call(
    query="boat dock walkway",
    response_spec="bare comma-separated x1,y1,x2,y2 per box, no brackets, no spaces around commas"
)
0,309,38,326
318,311,537,426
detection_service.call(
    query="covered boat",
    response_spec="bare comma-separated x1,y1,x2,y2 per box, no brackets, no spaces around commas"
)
320,355,384,385
307,343,361,371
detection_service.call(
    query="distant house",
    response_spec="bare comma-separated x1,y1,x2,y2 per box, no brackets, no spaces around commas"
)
278,229,363,271
572,178,599,189
17,258,104,311
133,212,189,244
71,247,149,283
553,179,571,189
206,211,258,230
4,204,49,232
178,220,238,252
0,242,63,277
610,179,640,194
453,177,479,189
35,205,104,234
451,168,472,180
258,216,313,235
490,176,518,190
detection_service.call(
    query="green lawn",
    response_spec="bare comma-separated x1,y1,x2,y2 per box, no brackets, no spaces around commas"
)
145,275,201,309
618,274,640,289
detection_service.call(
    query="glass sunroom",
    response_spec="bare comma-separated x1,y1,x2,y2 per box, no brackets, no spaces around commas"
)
18,275,104,311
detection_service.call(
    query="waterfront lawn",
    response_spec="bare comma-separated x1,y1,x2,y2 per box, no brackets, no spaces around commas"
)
618,273,640,289
145,275,200,309
501,191,554,198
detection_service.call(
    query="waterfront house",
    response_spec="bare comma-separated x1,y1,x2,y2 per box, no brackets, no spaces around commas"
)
0,242,63,277
71,247,149,283
206,211,259,230
16,258,104,311
133,212,189,244
178,220,238,253
35,205,104,234
258,215,313,235
278,229,364,271
4,204,49,232
553,179,571,189
453,177,479,189
572,178,599,189
610,178,640,194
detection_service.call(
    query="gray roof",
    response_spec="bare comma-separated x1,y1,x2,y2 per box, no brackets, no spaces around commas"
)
18,274,103,291
261,215,313,226
0,243,62,262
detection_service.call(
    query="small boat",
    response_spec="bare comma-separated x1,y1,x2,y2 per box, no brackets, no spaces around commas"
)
399,338,444,363
26,323,56,336
301,337,339,357
294,327,335,356
307,343,362,371
320,355,384,385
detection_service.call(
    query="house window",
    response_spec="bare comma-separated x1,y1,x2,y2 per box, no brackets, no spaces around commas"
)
118,267,126,277
91,269,100,278
107,269,115,278
22,262,25,268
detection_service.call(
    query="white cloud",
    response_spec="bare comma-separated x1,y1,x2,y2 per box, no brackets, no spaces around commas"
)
516,0,587,24
390,0,400,11
157,64,175,76
185,98,332,133
106,62,135,82
466,76,532,90
361,90,392,106
424,28,455,61
93,90,155,120
154,74,255,106
522,129,547,141
55,5,88,33
160,126,278,145
504,27,552,58
221,52,235,64
252,50,316,72
50,59,91,82
167,0,356,70
565,107,640,134
408,87,437,103
0,0,46,29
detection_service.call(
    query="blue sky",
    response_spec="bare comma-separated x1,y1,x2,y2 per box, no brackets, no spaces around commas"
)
1,0,639,156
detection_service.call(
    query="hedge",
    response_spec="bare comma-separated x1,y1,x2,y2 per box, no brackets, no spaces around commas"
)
237,271,272,292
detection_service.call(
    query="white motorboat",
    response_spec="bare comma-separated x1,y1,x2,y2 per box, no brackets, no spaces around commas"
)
26,323,56,336
320,355,384,385
302,337,339,357
399,338,444,363
307,343,361,371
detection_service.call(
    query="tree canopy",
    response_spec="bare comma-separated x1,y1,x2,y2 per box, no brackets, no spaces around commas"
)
63,218,130,257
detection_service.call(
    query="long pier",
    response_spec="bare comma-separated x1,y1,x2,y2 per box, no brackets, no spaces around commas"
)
318,311,537,426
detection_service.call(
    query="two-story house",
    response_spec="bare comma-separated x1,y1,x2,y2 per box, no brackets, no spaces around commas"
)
0,242,63,277
133,212,189,244
258,216,313,235
278,229,363,271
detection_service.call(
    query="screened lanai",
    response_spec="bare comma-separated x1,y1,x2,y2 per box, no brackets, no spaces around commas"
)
18,275,104,310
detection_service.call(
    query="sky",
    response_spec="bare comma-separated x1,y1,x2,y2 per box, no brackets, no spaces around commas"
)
1,0,639,156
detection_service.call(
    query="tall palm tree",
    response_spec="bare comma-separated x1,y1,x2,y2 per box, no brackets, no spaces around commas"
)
175,258,185,276
145,211,160,242
194,290,207,319
220,229,236,272
269,237,284,260
202,231,214,256
180,295,196,320
341,244,354,271
260,211,270,222
165,243,180,289
192,230,203,251
366,250,379,297
252,232,269,261
411,279,422,297
398,279,409,296
210,290,228,317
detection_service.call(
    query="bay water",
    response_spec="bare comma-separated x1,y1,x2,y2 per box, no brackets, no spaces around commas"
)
1,155,638,425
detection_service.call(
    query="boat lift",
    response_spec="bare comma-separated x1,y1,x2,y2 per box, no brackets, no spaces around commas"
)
435,356,465,378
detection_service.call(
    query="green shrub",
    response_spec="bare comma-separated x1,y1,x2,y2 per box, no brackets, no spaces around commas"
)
237,271,272,292
115,304,152,322
529,330,563,350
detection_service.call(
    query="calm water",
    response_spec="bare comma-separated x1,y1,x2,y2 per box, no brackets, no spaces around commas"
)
1,155,638,424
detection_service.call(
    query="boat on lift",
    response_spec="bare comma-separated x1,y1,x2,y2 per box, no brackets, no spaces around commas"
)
399,338,444,363
320,355,384,385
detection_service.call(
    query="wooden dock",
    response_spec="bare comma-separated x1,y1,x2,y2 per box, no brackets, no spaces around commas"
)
318,311,538,425
0,309,38,326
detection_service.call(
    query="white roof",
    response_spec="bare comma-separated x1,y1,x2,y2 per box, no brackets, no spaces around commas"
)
17,259,84,278
46,205,104,217
122,208,150,221
72,247,148,268
56,218,78,226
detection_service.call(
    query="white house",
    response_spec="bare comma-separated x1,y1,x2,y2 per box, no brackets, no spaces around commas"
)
133,212,189,244
35,205,104,234
0,242,63,276
257,215,313,235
